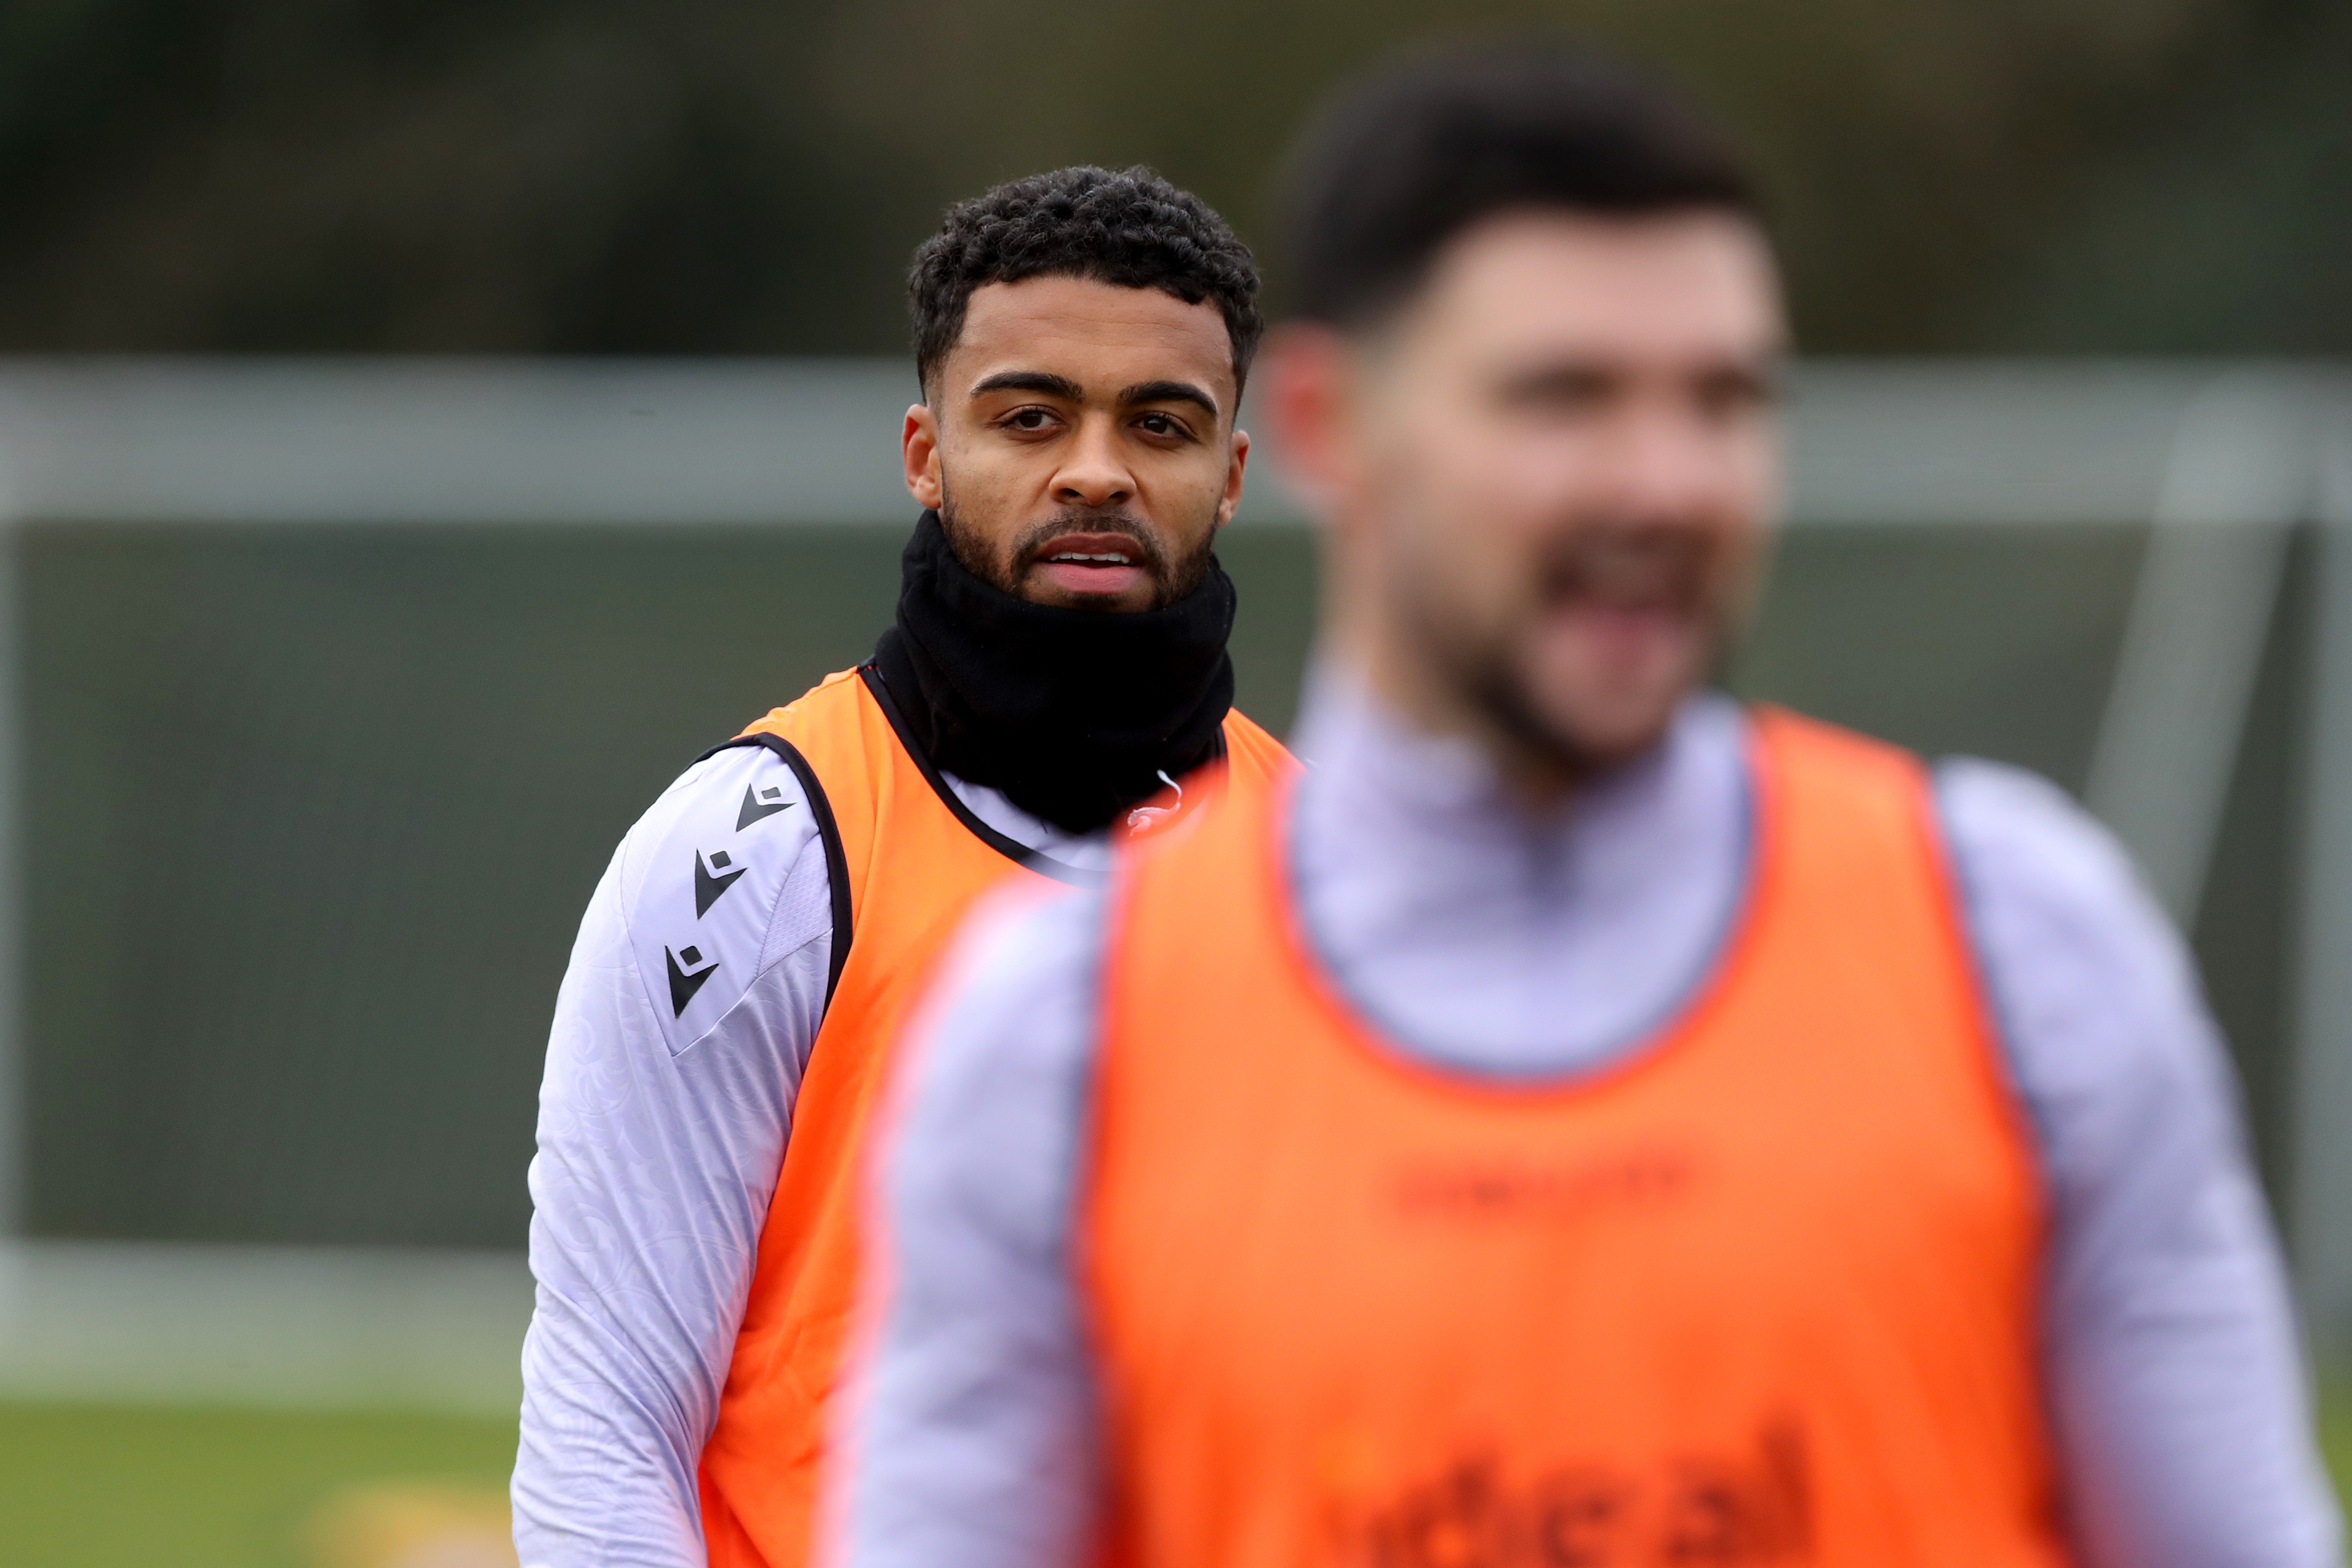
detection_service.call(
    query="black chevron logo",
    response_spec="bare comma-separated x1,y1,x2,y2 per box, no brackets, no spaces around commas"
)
695,847,749,917
666,944,719,1017
738,780,794,832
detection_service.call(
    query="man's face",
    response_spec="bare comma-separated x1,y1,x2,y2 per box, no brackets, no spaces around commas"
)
1275,209,1784,787
902,275,1249,613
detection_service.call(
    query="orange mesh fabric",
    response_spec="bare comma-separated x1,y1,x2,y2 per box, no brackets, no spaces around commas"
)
1085,708,2067,1568
699,667,1291,1568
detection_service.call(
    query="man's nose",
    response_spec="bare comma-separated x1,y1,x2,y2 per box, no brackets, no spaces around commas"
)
1604,406,1733,524
1052,417,1136,508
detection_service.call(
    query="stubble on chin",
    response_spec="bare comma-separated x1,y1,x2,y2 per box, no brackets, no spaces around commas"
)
1460,643,1626,788
1395,577,1714,792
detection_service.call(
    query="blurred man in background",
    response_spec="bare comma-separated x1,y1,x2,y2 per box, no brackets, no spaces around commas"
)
512,166,1289,1568
834,46,2342,1568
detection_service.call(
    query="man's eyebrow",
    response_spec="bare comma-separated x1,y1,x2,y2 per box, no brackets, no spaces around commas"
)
1118,380,1220,419
1492,358,1622,397
969,371,1084,401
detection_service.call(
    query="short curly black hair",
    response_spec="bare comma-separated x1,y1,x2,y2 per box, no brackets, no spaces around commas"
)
908,165,1263,405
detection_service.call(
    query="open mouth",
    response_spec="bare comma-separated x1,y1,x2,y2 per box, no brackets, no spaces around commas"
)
1031,531,1150,598
1536,536,1712,662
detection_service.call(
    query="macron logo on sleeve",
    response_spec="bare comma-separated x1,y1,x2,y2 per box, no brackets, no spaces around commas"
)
667,944,720,1016
639,750,812,1045
738,781,794,830
695,847,749,916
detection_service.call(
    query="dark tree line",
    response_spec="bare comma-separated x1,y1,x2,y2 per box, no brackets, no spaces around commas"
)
1,0,2346,355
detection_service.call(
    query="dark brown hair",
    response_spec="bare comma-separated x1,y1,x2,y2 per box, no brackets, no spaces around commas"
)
1278,42,1760,327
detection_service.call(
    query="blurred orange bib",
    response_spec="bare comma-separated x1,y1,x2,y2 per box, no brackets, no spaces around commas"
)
1085,708,2070,1568
698,664,1292,1568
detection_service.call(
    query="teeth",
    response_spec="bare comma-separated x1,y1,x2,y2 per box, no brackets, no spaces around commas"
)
1050,552,1129,564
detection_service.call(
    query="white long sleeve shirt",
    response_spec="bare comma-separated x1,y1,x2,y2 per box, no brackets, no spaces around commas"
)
512,737,1104,1568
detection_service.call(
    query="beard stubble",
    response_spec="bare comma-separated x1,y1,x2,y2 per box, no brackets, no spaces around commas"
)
938,490,1214,611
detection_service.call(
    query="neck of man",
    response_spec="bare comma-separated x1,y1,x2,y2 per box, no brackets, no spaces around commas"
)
1335,614,1604,815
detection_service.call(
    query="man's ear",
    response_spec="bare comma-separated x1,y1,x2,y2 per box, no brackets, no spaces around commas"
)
903,403,943,510
1256,324,1354,521
1214,429,1251,530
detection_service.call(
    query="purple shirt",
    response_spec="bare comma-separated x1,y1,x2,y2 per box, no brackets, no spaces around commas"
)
834,668,2342,1568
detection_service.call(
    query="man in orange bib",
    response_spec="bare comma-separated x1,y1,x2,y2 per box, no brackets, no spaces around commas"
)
512,167,1291,1568
831,47,2341,1568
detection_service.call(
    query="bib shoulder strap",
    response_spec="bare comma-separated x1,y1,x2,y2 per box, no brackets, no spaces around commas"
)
1217,708,1301,786
1750,703,1926,804
696,669,876,1006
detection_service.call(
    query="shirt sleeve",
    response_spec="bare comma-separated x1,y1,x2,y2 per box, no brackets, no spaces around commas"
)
514,744,837,1568
1937,757,2344,1568
831,884,1109,1568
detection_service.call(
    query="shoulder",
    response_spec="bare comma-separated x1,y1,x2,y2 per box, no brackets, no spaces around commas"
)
1220,707,1300,778
612,741,835,1055
1931,756,2190,999
1753,706,1929,811
1931,757,2240,1164
737,668,875,778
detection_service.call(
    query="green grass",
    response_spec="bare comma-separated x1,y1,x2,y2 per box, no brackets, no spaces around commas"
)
0,1402,517,1568
0,1390,2345,1566
2325,1383,2352,1503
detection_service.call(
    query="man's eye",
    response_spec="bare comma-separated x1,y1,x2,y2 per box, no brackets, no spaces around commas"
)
1137,413,1187,439
1696,374,1775,421
1006,408,1054,431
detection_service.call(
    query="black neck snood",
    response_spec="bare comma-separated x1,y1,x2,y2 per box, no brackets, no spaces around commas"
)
870,511,1237,834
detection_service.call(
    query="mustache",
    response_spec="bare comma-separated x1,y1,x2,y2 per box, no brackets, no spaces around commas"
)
1009,506,1174,581
1533,526,1712,610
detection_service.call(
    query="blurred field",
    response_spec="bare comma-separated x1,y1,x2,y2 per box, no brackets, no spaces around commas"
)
0,1391,2344,1566
2329,1390,2352,1494
0,1403,517,1568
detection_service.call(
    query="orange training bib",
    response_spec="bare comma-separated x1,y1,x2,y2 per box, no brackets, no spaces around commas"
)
1085,708,2066,1568
698,664,1293,1568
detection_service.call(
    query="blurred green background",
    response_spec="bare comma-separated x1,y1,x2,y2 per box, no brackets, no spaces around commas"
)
4,0,2348,1560
4,0,2342,1258
2,0,2349,358
0,515,2340,1566
15,519,2312,1242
